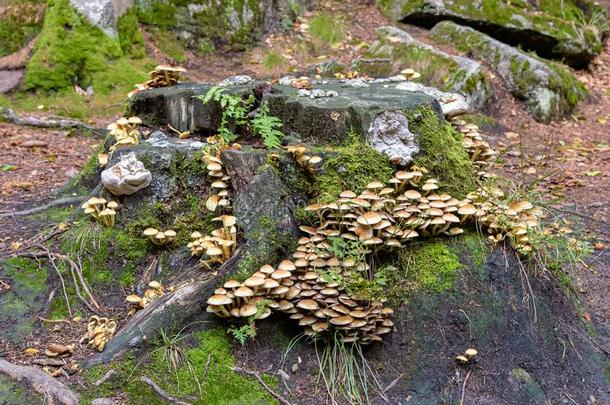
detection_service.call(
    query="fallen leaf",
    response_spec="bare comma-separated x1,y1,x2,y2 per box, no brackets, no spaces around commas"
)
24,348,39,356
586,170,601,177
10,241,22,251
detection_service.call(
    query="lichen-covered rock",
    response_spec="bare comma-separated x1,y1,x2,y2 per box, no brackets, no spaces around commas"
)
430,21,588,122
69,0,132,36
101,151,152,195
367,111,418,165
367,26,491,109
349,57,394,77
378,0,605,68
396,82,469,118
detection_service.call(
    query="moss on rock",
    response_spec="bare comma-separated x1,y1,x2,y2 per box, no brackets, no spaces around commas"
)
25,0,146,92
0,1,45,57
399,241,462,293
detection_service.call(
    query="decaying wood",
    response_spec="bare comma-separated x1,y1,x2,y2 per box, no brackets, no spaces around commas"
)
84,248,243,367
231,366,294,405
1,107,104,134
0,359,79,405
139,376,192,405
0,38,36,70
0,196,87,219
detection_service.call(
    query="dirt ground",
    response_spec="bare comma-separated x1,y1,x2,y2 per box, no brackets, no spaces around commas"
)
0,0,608,398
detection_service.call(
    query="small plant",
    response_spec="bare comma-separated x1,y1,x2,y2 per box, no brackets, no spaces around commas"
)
261,51,289,72
195,87,254,143
308,13,345,45
251,101,284,148
197,38,215,55
228,322,257,346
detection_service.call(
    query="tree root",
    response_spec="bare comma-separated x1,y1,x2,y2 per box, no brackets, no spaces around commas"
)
231,366,294,405
93,369,116,387
0,196,87,219
84,248,243,367
1,107,104,135
139,376,192,405
0,359,79,405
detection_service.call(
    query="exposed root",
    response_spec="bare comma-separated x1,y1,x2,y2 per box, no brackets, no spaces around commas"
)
231,366,294,405
0,359,79,405
139,376,192,405
0,196,87,219
93,369,116,387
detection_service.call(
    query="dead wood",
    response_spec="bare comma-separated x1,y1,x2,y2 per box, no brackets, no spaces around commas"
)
139,376,192,405
1,107,104,134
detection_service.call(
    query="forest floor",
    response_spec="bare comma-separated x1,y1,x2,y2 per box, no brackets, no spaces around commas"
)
0,0,608,373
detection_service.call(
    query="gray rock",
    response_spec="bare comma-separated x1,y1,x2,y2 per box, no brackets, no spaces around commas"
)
219,75,253,86
396,82,470,118
367,111,419,165
429,21,588,122
313,59,347,77
92,399,117,405
101,152,152,196
0,70,24,94
379,0,604,68
368,26,490,109
349,58,394,77
69,0,132,37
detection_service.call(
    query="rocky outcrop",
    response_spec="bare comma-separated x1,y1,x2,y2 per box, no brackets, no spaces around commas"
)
69,0,132,36
101,152,152,195
367,26,491,109
378,0,605,68
430,21,588,122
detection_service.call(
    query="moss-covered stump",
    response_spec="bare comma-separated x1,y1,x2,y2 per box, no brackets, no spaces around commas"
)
377,0,606,68
430,21,588,122
367,26,492,109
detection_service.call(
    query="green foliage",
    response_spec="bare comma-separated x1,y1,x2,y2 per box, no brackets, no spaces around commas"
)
195,87,254,143
309,13,345,45
197,38,215,55
228,323,257,346
150,28,187,63
117,8,146,58
324,237,367,262
262,51,289,72
252,101,284,148
0,1,44,57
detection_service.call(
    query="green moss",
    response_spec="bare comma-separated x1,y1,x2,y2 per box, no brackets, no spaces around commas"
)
262,51,289,72
136,0,178,27
117,7,146,58
449,231,489,269
313,130,394,202
25,0,146,92
399,241,461,292
407,106,477,198
81,328,278,404
460,113,497,129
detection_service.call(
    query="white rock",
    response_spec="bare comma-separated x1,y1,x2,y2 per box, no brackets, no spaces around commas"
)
367,111,419,166
69,0,132,37
101,152,152,196
396,82,470,118
218,75,253,86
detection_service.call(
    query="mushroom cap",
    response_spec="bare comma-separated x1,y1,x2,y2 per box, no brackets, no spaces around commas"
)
240,304,257,317
116,117,129,126
143,228,159,237
271,269,291,280
148,280,162,290
191,231,203,239
263,278,280,289
278,260,296,271
164,230,177,238
107,201,119,209
125,294,143,303
128,116,142,125
224,280,241,289
458,204,476,215
259,264,275,274
296,299,319,310
357,211,382,226
244,277,265,288
234,286,254,298
464,348,478,357
330,315,354,326
206,247,223,256
207,294,232,306
156,64,187,73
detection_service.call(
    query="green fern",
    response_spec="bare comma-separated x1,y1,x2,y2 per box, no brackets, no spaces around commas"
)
228,323,257,346
252,101,284,148
194,87,254,143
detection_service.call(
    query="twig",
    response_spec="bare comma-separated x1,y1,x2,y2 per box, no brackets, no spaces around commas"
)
1,107,104,134
93,369,116,387
139,376,192,405
232,366,293,405
43,246,73,318
459,370,472,405
382,373,404,393
38,316,71,324
0,196,86,219
200,352,212,388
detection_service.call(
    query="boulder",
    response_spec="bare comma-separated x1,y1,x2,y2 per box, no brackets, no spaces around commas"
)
378,0,605,68
101,151,152,195
69,0,132,37
367,26,491,109
430,21,588,122
0,70,24,94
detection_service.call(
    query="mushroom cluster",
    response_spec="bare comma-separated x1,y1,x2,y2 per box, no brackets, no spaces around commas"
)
107,116,141,153
129,65,186,97
334,71,363,80
207,258,394,344
451,118,496,177
286,145,323,175
125,281,164,315
456,348,478,364
81,316,116,352
143,228,176,246
204,147,233,212
464,188,541,251
290,77,313,90
82,197,119,227
188,215,237,269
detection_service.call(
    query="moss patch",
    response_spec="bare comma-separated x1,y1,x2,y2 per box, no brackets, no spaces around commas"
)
407,106,477,198
399,241,462,293
82,328,278,404
313,130,394,202
117,7,146,58
0,1,45,57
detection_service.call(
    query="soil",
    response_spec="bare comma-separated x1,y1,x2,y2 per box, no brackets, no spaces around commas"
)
0,0,609,402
